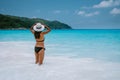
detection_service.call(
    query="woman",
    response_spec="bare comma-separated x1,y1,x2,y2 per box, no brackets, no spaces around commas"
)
30,23,51,65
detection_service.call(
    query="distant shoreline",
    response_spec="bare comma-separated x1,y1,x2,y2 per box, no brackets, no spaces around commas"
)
0,28,120,30
0,14,72,29
0,28,72,30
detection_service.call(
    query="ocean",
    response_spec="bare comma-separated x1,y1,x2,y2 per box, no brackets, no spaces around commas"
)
0,29,120,62
0,29,120,80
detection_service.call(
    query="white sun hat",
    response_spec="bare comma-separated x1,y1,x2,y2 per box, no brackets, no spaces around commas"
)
33,23,45,32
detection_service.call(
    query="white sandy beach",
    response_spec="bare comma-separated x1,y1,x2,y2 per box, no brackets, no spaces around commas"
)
0,42,120,80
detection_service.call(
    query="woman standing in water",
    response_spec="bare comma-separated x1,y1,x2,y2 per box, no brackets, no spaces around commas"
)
30,23,51,65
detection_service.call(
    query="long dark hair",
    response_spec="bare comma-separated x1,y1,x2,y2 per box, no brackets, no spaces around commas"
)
34,31,42,39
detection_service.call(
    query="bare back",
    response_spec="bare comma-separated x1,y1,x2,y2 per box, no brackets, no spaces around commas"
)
30,23,51,47
35,32,45,47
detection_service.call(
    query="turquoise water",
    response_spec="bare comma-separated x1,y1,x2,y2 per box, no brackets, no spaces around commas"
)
0,29,120,62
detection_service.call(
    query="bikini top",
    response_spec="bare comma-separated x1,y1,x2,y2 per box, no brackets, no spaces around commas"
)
36,39,45,42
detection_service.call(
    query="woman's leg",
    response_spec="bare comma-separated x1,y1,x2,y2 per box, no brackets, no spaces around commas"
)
35,53,39,64
38,49,45,65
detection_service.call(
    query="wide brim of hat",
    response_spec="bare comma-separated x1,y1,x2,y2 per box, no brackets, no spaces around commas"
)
33,24,45,32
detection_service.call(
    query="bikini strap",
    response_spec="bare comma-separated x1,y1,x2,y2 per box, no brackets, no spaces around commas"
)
36,39,45,42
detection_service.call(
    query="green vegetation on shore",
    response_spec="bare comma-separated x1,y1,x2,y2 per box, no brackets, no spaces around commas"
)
0,14,72,29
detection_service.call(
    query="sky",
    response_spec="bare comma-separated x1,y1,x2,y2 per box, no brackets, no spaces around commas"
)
0,0,120,29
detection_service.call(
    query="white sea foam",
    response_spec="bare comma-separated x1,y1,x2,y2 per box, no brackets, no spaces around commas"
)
0,42,120,80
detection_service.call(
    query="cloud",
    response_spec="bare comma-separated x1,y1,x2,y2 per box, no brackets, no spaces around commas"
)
110,8,120,14
53,10,61,14
85,11,99,17
52,10,69,14
93,0,120,8
77,11,100,17
77,11,85,15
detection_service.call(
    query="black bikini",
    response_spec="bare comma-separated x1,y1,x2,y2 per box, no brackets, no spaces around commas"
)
36,39,44,42
35,39,45,54
35,47,45,53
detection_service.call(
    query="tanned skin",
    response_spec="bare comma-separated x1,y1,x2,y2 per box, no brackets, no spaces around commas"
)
30,23,51,65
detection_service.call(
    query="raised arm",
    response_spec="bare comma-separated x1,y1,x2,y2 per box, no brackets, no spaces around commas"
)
42,24,51,34
30,23,36,34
